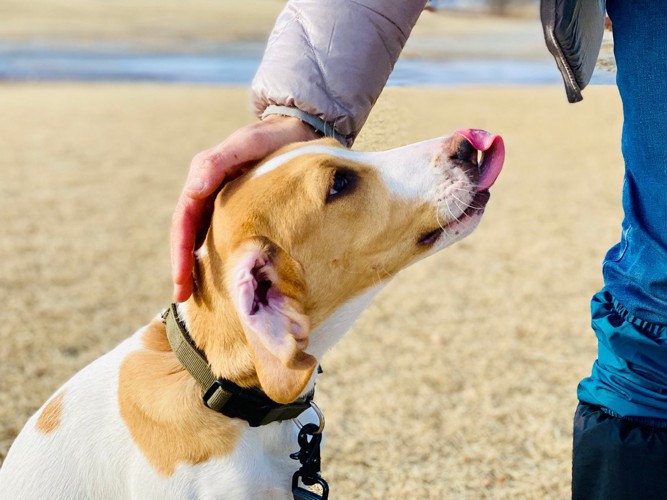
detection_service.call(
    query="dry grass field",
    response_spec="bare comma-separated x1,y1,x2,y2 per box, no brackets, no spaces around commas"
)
0,0,285,48
0,83,623,498
0,0,550,59
0,0,624,497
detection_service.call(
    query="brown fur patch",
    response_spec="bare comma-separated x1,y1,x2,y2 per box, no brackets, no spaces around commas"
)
118,320,241,476
120,139,452,473
182,139,440,402
212,143,437,327
36,390,66,434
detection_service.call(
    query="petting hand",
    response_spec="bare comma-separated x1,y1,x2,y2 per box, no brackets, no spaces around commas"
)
170,114,319,302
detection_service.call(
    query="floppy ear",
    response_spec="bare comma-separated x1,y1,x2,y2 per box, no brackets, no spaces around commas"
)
229,238,317,404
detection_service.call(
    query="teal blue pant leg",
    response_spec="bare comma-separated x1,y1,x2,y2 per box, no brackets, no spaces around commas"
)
578,0,667,423
573,0,667,497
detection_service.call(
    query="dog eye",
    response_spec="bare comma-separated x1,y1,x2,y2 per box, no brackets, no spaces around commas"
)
327,171,352,199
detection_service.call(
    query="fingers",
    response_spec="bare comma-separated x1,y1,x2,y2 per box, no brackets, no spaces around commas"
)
171,145,245,302
170,193,207,302
171,116,319,302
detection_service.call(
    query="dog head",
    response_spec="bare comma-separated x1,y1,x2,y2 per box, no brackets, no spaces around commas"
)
191,130,504,403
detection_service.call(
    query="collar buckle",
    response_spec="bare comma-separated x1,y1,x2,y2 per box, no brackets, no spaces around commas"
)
203,379,313,427
164,304,315,427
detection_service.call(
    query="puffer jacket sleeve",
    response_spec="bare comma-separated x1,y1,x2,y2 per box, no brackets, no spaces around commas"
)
251,0,426,146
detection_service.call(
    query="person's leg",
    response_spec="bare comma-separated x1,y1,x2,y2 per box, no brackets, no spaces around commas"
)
573,402,667,500
573,1,667,497
601,1,667,323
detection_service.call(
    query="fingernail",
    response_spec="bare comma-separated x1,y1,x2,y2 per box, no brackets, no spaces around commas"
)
186,177,205,195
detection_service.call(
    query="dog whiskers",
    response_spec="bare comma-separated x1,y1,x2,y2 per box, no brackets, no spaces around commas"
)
450,193,476,213
444,197,466,225
435,211,454,240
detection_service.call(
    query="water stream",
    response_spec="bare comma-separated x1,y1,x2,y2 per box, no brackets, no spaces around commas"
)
0,42,615,86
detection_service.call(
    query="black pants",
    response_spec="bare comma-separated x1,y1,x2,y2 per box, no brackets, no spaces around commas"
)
572,402,667,500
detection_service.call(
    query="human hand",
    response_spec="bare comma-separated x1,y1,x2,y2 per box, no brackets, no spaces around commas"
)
171,114,319,302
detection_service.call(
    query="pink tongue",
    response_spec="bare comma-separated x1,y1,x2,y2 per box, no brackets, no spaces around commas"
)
455,129,505,191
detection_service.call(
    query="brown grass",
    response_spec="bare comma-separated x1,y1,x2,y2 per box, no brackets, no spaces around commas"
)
0,82,623,497
0,0,285,47
0,0,550,60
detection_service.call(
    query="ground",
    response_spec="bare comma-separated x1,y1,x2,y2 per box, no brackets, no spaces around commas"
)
0,82,623,498
0,0,623,496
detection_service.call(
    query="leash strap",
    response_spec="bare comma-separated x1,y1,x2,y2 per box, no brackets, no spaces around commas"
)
163,304,313,427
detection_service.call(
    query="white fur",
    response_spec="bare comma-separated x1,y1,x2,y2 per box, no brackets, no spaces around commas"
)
253,138,454,207
253,145,359,178
194,245,208,259
306,285,383,361
365,137,448,203
0,136,491,499
0,334,142,498
0,321,322,499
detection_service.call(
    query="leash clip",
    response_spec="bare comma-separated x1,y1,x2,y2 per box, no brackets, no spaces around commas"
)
293,401,325,434
291,402,329,500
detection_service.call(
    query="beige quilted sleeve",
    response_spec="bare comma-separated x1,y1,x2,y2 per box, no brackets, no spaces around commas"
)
251,0,426,146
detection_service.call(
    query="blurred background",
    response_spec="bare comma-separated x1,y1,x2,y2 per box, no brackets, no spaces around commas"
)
1,1,621,498
0,0,615,85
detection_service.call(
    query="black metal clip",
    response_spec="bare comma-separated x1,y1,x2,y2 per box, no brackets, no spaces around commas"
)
291,423,329,500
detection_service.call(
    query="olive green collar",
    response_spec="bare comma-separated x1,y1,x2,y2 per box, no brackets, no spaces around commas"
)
162,303,314,427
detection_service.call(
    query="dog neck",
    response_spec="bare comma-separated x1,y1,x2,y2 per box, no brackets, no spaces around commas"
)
180,246,386,400
181,249,261,390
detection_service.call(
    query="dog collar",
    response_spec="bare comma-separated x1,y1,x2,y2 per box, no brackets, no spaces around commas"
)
162,303,314,427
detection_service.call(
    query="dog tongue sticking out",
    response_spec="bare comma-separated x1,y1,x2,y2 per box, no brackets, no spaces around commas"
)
456,129,505,191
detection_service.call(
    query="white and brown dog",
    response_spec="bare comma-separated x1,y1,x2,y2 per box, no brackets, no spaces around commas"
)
0,129,504,498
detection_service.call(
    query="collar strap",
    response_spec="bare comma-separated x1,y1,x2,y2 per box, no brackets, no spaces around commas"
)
162,304,314,427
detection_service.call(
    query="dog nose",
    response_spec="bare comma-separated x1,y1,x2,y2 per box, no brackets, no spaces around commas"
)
455,129,505,191
448,133,479,164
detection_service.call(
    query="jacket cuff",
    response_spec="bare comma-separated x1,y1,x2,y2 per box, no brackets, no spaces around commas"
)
261,105,351,147
252,0,425,147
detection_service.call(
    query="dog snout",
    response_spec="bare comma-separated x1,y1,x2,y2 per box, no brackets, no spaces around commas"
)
454,129,505,191
447,133,479,165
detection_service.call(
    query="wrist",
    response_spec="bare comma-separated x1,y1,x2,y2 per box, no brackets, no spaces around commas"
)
261,106,349,146
260,113,320,142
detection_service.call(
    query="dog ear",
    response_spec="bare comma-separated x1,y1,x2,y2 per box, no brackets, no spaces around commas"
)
228,238,317,404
